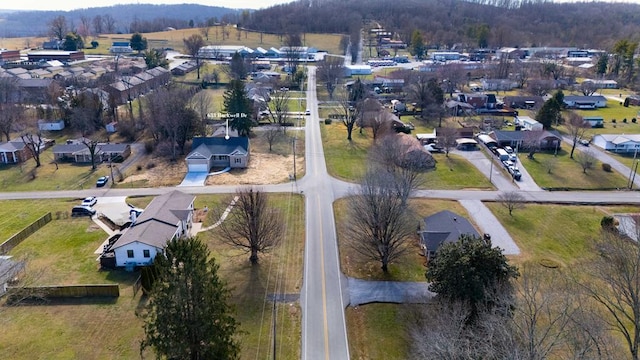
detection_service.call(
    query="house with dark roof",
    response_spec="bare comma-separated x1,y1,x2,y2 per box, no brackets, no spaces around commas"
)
419,210,480,260
106,190,196,268
0,141,30,164
489,130,562,150
563,95,607,109
185,136,250,172
52,142,131,163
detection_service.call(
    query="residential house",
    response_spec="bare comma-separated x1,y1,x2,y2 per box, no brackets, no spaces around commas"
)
186,136,250,172
109,41,133,54
584,116,604,128
0,141,30,164
592,134,640,154
489,130,562,150
517,116,543,131
503,95,544,109
563,95,607,109
52,142,131,163
430,51,462,62
171,61,198,76
14,78,53,103
481,79,518,92
583,79,618,89
106,190,196,268
419,210,480,260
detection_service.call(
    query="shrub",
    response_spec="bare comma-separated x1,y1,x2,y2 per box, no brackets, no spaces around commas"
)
602,163,612,172
144,140,155,154
136,165,143,171
623,118,628,123
90,40,99,49
600,216,618,232
146,163,156,170
324,118,332,125
612,119,617,123
633,118,637,123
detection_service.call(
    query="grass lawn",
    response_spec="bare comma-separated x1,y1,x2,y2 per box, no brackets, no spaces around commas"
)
334,198,477,281
0,150,111,192
1,193,304,360
321,122,492,189
522,149,629,189
346,304,410,360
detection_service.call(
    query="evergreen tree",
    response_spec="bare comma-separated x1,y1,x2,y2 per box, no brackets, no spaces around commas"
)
596,54,608,77
223,80,254,137
536,96,562,129
63,32,84,51
130,32,148,53
426,234,519,322
409,29,427,60
139,237,239,360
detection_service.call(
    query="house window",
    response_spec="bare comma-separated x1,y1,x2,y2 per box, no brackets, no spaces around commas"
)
234,158,242,164
143,249,150,258
127,249,134,258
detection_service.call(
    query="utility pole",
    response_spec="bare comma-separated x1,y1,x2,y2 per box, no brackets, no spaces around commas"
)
272,300,277,360
629,148,638,189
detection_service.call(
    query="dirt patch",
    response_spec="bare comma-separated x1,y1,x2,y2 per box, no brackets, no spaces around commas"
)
206,152,304,185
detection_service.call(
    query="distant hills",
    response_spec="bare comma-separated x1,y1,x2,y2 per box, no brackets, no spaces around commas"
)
0,4,239,37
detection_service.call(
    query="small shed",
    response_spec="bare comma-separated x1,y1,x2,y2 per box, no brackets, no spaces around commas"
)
583,116,604,128
38,119,65,131
518,116,543,131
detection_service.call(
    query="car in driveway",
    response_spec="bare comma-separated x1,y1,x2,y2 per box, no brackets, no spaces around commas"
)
81,196,97,207
511,168,522,181
96,176,110,187
579,139,590,146
71,205,96,217
424,143,444,153
305,109,311,116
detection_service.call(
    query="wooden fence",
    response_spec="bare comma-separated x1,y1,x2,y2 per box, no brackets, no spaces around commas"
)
7,284,120,302
0,212,52,255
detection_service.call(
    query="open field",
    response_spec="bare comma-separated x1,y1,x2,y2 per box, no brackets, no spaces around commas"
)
1,193,304,360
346,303,409,360
521,149,629,189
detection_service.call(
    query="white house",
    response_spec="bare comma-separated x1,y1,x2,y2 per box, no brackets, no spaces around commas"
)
592,134,640,154
344,64,372,76
109,190,195,268
563,95,607,109
517,116,543,131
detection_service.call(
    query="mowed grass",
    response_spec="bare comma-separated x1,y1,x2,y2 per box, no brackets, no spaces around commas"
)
0,152,111,192
1,193,304,360
334,198,476,281
320,122,492,189
346,304,409,360
522,149,629,189
485,203,615,267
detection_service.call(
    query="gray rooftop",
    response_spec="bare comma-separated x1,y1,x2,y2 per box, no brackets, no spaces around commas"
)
420,210,479,254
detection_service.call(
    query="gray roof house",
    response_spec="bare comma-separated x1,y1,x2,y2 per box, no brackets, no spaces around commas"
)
52,142,131,163
107,190,196,268
419,210,480,260
186,137,250,172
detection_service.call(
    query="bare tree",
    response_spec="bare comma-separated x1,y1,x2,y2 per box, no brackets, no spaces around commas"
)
575,148,596,174
511,266,575,360
92,15,103,35
368,134,435,204
346,169,416,272
262,125,282,152
103,14,116,34
496,191,525,216
283,33,303,76
183,34,206,79
81,137,101,171
566,112,590,159
78,15,91,41
20,131,44,168
540,156,558,174
188,91,213,136
214,188,283,265
436,125,458,157
580,80,600,96
579,230,640,360
316,55,345,100
514,60,534,89
0,104,22,142
337,85,364,141
265,89,290,128
48,15,68,41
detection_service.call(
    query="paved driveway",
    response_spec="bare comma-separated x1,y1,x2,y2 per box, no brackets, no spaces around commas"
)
459,199,520,255
93,196,132,226
179,172,208,187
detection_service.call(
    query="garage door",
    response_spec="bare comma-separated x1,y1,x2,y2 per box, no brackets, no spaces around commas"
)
188,163,209,172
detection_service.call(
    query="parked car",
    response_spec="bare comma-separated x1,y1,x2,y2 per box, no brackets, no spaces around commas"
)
424,143,444,153
305,109,311,116
511,168,522,181
71,205,96,217
504,146,514,154
81,196,97,207
96,176,110,187
579,139,590,146
509,153,517,162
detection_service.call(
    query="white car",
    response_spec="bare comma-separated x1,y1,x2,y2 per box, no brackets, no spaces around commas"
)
81,196,97,207
305,109,311,116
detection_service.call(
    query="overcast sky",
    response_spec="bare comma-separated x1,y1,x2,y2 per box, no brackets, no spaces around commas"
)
1,0,638,11
0,0,296,12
